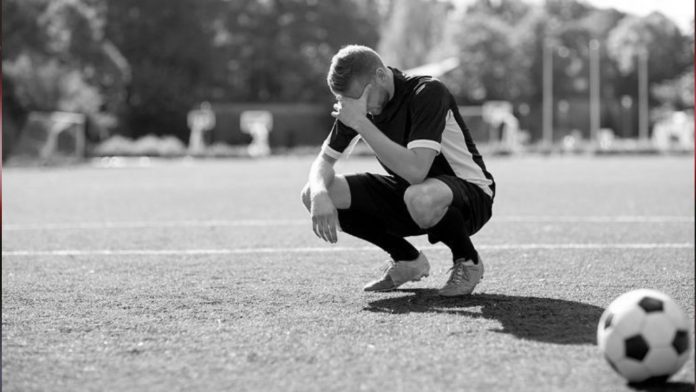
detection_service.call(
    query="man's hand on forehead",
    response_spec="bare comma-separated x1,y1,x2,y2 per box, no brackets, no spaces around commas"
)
336,81,372,101
332,84,372,131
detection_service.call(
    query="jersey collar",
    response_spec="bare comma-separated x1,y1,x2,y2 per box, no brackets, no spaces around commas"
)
374,67,406,120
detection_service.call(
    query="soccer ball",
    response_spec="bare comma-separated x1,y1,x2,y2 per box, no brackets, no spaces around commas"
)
597,289,691,383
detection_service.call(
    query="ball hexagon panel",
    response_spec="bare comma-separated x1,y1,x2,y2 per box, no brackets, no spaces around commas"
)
642,313,679,348
608,291,642,312
663,299,689,330
610,306,647,338
603,329,628,363
643,346,680,376
611,358,650,383
597,328,607,351
597,311,613,350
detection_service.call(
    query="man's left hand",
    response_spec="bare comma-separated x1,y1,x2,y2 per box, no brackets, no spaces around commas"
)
331,84,371,131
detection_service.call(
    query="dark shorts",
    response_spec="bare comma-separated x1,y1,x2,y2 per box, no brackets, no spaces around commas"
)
344,173,493,237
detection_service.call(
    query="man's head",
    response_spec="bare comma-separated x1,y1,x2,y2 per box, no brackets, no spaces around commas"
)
327,45,393,116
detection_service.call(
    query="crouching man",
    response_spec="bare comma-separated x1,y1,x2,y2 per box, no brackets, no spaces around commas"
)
301,45,495,296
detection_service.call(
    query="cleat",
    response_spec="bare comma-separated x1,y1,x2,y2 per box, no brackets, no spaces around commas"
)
438,255,484,297
363,252,430,292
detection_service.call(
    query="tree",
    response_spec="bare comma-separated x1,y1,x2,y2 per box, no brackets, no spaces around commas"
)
466,0,531,26
442,11,531,103
105,0,381,140
105,0,221,140
607,12,692,84
4,0,128,113
377,0,454,69
574,9,627,100
3,0,129,113
652,71,694,110
3,0,129,158
543,0,592,22
215,0,381,102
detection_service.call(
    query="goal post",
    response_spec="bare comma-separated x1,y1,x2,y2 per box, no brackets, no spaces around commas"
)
240,110,273,157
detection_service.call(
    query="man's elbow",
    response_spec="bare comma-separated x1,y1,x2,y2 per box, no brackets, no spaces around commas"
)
404,167,429,185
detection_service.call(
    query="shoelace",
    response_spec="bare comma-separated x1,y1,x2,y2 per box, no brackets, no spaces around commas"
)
380,260,397,275
446,262,471,284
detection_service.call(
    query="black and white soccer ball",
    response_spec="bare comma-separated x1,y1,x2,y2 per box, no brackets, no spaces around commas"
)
597,289,691,383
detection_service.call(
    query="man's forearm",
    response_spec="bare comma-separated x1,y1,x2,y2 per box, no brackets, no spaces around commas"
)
355,119,428,184
308,155,336,196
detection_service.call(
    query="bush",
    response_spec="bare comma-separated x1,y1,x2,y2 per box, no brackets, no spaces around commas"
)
93,135,186,157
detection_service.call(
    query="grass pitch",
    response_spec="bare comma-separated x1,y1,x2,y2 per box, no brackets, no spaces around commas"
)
2,155,694,391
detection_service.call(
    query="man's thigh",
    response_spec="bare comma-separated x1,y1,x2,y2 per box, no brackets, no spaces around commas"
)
343,173,424,236
434,175,493,235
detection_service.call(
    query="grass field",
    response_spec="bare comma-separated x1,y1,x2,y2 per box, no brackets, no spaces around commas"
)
2,154,694,392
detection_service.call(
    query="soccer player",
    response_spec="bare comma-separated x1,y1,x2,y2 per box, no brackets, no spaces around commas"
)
301,45,495,296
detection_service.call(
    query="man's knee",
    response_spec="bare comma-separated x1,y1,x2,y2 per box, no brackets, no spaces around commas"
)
403,183,450,229
301,183,311,211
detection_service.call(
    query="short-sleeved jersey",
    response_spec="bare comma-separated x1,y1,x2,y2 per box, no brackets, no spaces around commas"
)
321,67,495,198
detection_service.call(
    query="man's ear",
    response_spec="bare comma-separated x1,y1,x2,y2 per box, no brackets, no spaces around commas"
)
375,67,387,83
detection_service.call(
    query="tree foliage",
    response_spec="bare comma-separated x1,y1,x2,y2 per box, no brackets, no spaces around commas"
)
607,12,692,83
104,0,221,139
445,14,529,102
3,0,693,146
104,0,381,139
429,0,693,110
3,0,129,158
215,0,380,102
652,71,695,109
377,0,453,69
3,0,129,112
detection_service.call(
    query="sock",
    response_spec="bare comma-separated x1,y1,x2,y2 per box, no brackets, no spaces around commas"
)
337,209,420,262
426,205,478,263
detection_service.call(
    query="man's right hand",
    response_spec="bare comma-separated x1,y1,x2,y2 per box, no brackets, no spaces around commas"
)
310,191,339,243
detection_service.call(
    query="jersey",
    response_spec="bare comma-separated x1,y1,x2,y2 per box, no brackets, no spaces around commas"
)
321,67,495,198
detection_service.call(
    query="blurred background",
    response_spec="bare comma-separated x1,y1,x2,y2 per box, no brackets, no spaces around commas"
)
2,0,694,163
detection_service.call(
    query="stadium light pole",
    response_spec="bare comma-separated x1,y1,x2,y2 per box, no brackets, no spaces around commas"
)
542,39,553,147
589,39,600,144
637,48,649,141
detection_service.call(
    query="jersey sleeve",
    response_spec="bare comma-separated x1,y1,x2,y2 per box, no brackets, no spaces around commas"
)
321,120,360,160
407,80,449,153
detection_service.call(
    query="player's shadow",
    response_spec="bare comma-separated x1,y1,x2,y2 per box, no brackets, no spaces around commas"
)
628,381,695,392
363,289,604,345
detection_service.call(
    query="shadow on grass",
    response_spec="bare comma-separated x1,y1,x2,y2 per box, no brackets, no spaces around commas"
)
363,289,605,345
628,381,695,392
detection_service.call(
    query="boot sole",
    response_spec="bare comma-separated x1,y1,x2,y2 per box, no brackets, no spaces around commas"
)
364,272,430,292
438,278,482,296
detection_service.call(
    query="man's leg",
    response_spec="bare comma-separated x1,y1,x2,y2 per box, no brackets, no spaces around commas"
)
302,173,430,291
403,178,478,263
301,175,420,262
403,177,492,296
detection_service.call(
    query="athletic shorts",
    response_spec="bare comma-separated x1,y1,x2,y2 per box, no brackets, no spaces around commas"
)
344,173,493,237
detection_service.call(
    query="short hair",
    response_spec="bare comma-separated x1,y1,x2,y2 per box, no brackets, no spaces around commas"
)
327,45,384,94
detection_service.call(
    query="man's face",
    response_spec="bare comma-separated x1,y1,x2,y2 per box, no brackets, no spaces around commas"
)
338,73,390,116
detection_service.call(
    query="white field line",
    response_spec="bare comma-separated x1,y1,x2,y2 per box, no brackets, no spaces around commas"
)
2,243,693,257
2,216,693,231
